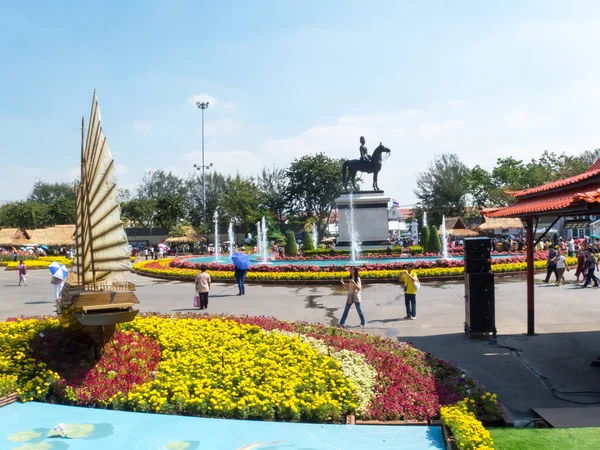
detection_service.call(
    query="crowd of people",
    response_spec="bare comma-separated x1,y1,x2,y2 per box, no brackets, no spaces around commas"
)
544,236,600,288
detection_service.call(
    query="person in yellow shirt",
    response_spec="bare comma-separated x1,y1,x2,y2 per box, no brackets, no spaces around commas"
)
400,265,419,320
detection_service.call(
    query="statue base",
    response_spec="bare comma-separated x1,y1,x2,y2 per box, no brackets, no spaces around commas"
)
334,191,391,250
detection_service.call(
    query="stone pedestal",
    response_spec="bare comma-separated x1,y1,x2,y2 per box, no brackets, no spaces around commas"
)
335,191,390,249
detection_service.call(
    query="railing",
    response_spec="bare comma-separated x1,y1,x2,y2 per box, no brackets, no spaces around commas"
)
59,282,136,310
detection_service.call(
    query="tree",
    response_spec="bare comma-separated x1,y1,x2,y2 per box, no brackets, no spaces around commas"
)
154,194,187,229
0,201,50,229
120,199,156,227
28,181,76,203
302,230,315,251
220,175,262,233
137,170,185,201
284,230,298,256
420,225,430,250
257,166,288,226
184,172,227,228
285,153,344,241
415,154,468,226
428,225,441,254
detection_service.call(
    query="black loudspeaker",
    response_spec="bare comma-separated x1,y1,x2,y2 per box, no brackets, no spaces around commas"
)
464,237,492,260
464,272,496,336
465,259,492,273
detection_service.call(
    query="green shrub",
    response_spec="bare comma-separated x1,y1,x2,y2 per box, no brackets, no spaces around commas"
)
429,225,442,254
421,226,430,251
284,231,298,256
409,246,423,255
302,231,315,251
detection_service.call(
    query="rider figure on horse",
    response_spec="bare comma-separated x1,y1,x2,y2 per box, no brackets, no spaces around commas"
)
359,136,371,164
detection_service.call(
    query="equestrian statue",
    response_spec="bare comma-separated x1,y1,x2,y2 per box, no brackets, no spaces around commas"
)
341,136,391,192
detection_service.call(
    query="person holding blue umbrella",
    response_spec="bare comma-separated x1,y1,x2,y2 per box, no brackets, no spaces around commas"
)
232,252,250,295
48,262,69,300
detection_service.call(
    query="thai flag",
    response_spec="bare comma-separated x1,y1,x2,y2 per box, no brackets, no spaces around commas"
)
392,199,400,207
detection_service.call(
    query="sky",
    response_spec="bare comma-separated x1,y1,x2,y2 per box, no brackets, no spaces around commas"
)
2,1,600,207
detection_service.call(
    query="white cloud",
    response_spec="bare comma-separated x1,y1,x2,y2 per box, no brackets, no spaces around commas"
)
205,118,236,137
186,93,236,111
415,120,465,138
133,120,152,132
115,164,130,176
507,112,532,129
187,93,218,107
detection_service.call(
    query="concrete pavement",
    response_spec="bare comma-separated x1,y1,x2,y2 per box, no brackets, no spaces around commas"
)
3,268,600,422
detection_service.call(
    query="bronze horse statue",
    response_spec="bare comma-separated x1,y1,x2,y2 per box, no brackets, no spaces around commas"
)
342,143,391,192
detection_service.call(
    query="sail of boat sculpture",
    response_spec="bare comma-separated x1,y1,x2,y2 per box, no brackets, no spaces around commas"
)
57,91,139,345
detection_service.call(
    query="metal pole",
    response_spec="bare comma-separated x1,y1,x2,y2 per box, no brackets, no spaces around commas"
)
202,106,206,225
526,216,535,335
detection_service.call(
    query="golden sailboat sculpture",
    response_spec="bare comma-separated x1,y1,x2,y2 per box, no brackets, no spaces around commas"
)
57,91,139,345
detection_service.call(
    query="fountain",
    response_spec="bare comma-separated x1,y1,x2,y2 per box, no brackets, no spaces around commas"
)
423,211,428,228
255,217,269,264
213,209,220,262
346,192,361,264
311,223,318,249
228,220,235,257
440,215,449,259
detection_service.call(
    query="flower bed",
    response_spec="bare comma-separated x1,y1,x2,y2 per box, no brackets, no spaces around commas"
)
134,255,575,282
0,314,503,424
441,400,495,450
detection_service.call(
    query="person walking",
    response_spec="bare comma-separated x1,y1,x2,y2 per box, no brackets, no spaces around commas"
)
567,237,576,257
544,246,558,283
400,265,419,319
575,249,586,284
17,260,27,286
235,266,248,295
554,250,570,285
339,267,366,328
582,248,599,288
195,264,211,310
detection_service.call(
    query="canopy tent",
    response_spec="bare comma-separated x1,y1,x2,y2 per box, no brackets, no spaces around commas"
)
485,158,600,335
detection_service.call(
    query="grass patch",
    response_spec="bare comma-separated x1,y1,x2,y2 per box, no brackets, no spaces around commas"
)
491,427,600,450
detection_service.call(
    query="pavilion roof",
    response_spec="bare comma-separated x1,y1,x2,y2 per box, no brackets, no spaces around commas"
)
486,158,600,218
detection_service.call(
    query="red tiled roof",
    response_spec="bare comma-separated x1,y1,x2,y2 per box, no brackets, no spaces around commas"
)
509,168,600,198
486,186,600,218
486,192,576,217
588,159,600,172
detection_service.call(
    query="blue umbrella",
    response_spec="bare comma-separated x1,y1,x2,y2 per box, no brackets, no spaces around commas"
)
40,245,49,250
231,252,250,270
48,261,69,280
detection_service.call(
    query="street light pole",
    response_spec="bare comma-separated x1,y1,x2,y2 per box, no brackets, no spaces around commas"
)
194,101,211,226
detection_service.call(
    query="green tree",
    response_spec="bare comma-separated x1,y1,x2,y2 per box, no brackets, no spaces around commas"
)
420,225,430,250
154,194,187,229
220,175,262,233
28,181,76,203
284,230,298,256
302,230,315,251
285,153,344,242
121,199,156,227
184,172,227,228
414,153,468,226
257,166,288,227
0,201,50,229
428,225,441,254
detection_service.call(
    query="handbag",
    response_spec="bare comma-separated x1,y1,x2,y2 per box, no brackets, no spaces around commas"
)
193,295,201,308
414,281,421,292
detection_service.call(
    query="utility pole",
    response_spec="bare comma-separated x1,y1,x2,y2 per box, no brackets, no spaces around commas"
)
194,101,212,226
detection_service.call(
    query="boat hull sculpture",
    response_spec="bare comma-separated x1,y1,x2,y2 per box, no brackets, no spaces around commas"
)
57,91,139,345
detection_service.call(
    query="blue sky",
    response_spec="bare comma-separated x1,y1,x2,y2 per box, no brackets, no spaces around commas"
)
2,1,600,206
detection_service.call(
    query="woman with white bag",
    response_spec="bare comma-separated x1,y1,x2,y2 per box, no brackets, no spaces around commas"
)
400,265,420,320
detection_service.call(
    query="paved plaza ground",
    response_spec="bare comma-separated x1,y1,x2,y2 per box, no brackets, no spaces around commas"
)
3,269,600,424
